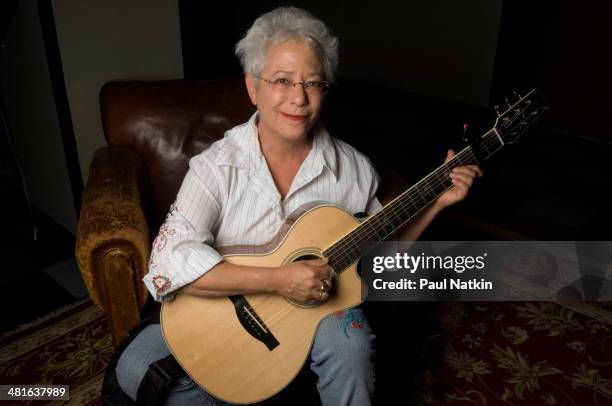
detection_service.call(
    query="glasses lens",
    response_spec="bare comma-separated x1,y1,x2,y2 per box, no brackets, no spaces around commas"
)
307,82,330,94
271,78,292,91
265,77,330,94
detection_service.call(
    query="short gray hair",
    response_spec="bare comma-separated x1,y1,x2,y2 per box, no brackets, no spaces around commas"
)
235,7,339,82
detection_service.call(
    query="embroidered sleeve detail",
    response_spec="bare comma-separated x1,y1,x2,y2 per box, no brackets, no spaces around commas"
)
148,249,157,269
154,223,176,253
151,275,172,294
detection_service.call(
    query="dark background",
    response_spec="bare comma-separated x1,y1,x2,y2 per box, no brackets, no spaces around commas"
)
179,0,612,143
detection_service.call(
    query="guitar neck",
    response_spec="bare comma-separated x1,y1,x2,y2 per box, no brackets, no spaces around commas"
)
323,129,504,273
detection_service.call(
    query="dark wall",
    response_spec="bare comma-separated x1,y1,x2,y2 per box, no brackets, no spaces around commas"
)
179,0,503,107
178,1,244,79
491,1,612,141
180,1,611,143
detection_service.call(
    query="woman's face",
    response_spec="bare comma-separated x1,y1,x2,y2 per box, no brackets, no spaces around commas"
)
245,39,325,145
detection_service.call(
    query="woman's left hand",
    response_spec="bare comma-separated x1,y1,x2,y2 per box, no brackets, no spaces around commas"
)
434,149,483,210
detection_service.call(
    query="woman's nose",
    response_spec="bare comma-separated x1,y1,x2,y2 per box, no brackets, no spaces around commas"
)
288,83,308,105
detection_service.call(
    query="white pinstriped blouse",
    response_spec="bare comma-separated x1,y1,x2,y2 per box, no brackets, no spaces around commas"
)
144,113,382,302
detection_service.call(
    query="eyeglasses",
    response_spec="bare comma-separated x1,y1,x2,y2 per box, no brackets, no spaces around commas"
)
254,75,330,95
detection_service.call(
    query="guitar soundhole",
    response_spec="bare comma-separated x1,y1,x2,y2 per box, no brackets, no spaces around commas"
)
293,254,320,261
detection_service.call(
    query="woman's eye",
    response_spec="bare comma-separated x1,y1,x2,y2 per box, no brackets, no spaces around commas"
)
274,78,292,86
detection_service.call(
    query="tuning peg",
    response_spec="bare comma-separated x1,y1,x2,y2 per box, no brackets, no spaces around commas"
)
494,105,501,116
513,90,522,99
505,96,511,107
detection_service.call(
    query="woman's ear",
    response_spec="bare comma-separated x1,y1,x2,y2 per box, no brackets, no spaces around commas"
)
245,74,258,106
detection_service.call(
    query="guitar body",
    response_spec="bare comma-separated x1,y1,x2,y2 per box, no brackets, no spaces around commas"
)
161,204,363,404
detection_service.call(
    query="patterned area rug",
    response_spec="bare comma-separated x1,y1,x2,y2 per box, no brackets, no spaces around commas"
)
1,298,610,405
0,299,111,405
417,302,612,406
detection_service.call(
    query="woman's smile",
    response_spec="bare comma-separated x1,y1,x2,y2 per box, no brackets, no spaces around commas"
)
281,112,307,122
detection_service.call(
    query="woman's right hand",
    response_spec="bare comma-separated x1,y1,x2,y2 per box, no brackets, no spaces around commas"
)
275,258,333,304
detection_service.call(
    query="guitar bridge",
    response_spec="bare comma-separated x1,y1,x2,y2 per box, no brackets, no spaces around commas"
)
229,295,279,351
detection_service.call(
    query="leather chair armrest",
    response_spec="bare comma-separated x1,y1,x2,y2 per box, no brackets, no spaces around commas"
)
75,147,151,343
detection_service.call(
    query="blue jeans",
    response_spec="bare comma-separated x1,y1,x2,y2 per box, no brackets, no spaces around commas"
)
116,308,375,405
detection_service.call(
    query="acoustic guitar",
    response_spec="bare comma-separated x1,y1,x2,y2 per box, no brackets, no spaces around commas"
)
161,89,547,404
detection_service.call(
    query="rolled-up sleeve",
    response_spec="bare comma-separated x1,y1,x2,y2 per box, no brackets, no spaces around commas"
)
143,156,224,302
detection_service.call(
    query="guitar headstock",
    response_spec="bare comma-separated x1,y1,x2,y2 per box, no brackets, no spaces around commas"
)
492,89,548,145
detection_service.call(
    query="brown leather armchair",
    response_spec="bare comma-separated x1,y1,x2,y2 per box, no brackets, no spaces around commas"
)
75,77,406,345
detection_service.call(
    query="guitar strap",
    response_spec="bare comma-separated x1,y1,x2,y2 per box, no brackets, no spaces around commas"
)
136,354,186,406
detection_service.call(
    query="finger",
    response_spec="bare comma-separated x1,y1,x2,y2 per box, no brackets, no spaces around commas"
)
451,178,470,191
444,149,456,163
469,165,484,178
450,172,474,187
458,165,483,178
318,258,332,275
314,285,322,300
323,265,332,277
303,257,329,268
452,166,479,178
317,257,329,266
308,262,330,276
317,290,329,301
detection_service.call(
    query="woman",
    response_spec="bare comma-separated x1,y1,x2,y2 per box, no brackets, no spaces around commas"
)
116,6,482,405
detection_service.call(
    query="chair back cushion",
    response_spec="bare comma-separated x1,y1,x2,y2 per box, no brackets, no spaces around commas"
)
100,78,255,224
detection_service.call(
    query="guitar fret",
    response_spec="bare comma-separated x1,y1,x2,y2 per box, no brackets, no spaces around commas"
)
414,187,429,204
